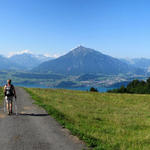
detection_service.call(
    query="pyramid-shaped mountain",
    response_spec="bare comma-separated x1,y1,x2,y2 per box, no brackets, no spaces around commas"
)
33,46,143,75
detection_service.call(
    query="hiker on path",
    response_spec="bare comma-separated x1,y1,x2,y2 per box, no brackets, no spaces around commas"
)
4,79,16,115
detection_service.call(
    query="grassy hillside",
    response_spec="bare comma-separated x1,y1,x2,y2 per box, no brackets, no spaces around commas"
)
0,87,3,105
25,88,150,150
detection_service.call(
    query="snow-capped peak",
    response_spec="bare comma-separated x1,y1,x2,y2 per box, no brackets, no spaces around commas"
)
6,49,61,61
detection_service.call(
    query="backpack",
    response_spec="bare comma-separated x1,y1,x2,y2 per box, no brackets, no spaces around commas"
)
5,84,14,97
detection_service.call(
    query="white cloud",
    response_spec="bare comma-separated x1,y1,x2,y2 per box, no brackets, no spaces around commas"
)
43,53,53,57
7,49,33,57
7,49,63,58
43,53,63,58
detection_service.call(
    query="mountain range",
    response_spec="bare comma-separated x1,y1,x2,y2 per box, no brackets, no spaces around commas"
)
120,58,150,72
0,55,22,70
33,46,143,75
0,46,149,75
0,52,53,70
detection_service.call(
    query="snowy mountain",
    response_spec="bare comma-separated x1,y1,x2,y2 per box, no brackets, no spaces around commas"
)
0,50,54,71
8,52,54,70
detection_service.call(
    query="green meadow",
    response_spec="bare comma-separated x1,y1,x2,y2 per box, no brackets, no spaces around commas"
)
25,88,150,150
0,87,3,105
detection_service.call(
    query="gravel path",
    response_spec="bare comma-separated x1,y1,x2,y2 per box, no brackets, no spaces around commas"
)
0,87,87,150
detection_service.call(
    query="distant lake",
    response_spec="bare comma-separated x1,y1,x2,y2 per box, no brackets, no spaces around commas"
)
58,86,115,92
14,83,116,92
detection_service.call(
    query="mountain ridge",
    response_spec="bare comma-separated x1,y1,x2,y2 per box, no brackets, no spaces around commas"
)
0,52,54,71
9,53,54,70
33,46,143,75
120,58,150,71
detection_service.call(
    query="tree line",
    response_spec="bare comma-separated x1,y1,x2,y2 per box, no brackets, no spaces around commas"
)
108,78,150,94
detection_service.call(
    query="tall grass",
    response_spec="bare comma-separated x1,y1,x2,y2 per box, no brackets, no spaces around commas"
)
25,88,150,150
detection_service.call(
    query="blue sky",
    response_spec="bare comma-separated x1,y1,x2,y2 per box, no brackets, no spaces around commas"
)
0,0,150,58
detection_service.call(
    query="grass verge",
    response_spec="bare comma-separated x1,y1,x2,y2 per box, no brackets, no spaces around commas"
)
25,88,150,150
0,87,3,105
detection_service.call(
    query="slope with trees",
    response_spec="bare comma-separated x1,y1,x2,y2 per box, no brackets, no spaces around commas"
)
108,78,150,94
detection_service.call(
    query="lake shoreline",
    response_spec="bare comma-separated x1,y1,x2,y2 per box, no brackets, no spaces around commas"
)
14,83,117,92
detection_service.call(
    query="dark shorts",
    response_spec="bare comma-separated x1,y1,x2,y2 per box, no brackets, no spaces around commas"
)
5,96,13,104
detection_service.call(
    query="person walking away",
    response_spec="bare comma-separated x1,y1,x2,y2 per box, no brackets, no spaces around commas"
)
4,79,16,115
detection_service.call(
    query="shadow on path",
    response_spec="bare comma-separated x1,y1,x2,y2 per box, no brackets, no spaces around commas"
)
18,113,49,116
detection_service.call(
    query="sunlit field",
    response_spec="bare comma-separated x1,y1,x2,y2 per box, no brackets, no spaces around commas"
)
25,88,150,150
0,87,3,105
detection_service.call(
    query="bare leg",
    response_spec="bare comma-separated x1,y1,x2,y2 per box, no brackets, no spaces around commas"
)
6,103,9,112
8,103,10,115
10,102,12,114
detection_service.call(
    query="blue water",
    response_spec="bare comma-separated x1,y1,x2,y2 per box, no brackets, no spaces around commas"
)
14,83,115,92
59,86,115,92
